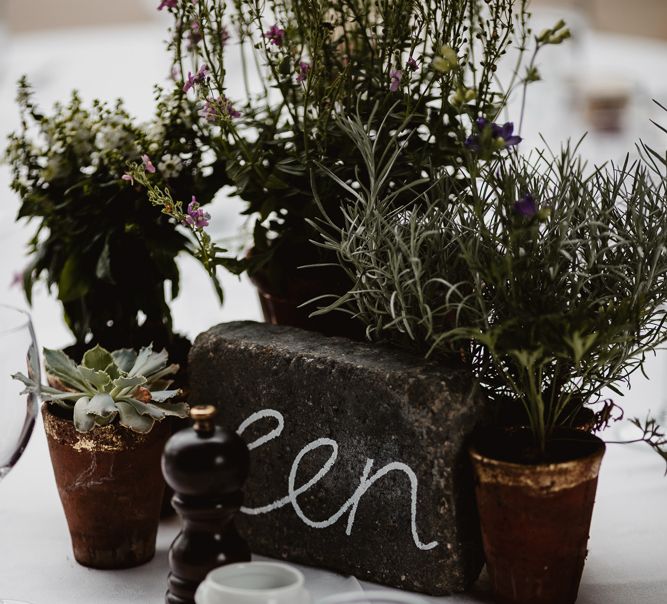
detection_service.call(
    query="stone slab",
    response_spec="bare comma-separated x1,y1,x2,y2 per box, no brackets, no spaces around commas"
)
188,321,488,595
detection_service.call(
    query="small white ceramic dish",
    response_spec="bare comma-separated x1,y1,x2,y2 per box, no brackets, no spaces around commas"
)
194,561,311,604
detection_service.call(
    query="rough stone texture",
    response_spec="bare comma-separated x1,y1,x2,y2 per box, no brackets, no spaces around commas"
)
189,321,488,595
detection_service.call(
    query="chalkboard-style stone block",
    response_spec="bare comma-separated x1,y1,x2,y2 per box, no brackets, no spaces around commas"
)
188,321,488,596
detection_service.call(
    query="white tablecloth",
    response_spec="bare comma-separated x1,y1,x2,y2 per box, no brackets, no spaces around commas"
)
1,18,666,604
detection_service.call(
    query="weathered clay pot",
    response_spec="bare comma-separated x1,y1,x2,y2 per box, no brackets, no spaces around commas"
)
42,404,171,569
248,247,365,340
470,428,605,604
251,275,365,339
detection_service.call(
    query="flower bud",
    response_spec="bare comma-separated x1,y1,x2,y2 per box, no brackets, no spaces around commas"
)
432,45,458,73
551,29,572,44
538,207,552,221
537,28,552,43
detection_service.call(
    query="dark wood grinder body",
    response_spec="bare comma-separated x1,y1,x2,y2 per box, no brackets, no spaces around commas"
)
162,405,251,604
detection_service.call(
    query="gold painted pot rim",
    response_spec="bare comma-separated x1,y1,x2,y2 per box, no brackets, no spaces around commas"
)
470,427,606,494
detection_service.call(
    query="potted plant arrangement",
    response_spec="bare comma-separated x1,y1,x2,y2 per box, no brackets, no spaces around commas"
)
312,109,667,603
4,78,226,374
14,344,188,569
130,0,564,337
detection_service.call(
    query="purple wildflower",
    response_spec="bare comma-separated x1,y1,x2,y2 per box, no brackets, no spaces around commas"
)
183,72,196,93
201,96,240,122
296,61,310,84
265,24,285,47
513,194,538,217
476,117,488,130
188,19,203,49
182,64,209,93
122,173,134,185
407,56,419,72
221,25,231,45
493,122,522,147
465,117,522,152
142,155,156,174
184,196,210,229
389,69,403,92
157,0,178,10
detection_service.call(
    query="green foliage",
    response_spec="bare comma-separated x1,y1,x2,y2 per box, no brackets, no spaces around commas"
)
314,112,667,456
4,78,225,353
153,0,555,290
13,344,188,433
629,416,667,472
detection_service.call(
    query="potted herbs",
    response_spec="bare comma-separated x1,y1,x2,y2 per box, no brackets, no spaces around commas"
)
454,148,667,604
5,79,225,372
14,344,188,569
138,0,559,336
313,113,667,603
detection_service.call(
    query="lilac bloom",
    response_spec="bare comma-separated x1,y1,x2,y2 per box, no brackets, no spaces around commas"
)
513,194,538,217
389,69,403,92
142,154,156,174
265,25,285,47
122,173,134,185
184,196,210,229
157,0,178,10
466,117,522,151
196,64,209,80
407,56,419,72
296,61,310,83
182,64,209,93
183,71,197,93
492,121,522,147
201,96,240,122
221,25,231,45
188,19,203,48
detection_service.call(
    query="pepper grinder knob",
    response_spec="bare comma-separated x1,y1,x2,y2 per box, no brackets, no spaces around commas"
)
191,404,217,433
162,404,251,604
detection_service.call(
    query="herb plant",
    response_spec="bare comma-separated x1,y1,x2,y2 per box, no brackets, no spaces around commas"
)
14,344,188,433
314,112,667,460
141,0,566,292
5,79,225,361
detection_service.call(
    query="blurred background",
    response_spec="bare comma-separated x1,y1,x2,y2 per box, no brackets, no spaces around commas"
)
3,0,666,38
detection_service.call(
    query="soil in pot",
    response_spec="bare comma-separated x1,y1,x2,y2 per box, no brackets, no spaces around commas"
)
470,427,605,604
42,404,171,569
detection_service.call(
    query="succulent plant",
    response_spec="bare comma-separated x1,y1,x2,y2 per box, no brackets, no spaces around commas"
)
14,344,188,433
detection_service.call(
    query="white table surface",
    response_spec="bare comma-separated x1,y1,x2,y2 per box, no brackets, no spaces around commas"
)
1,16,667,604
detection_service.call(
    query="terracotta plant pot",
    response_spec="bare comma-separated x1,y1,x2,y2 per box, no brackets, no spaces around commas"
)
42,404,171,569
251,272,365,340
469,428,605,604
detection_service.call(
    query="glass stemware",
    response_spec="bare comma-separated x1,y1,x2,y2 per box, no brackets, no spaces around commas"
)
0,305,40,604
0,304,40,481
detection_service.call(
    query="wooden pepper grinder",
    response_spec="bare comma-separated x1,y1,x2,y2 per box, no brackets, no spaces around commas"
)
162,405,251,604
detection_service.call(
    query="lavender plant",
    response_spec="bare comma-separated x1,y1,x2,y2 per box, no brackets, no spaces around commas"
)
5,79,225,362
314,112,667,460
141,0,567,292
